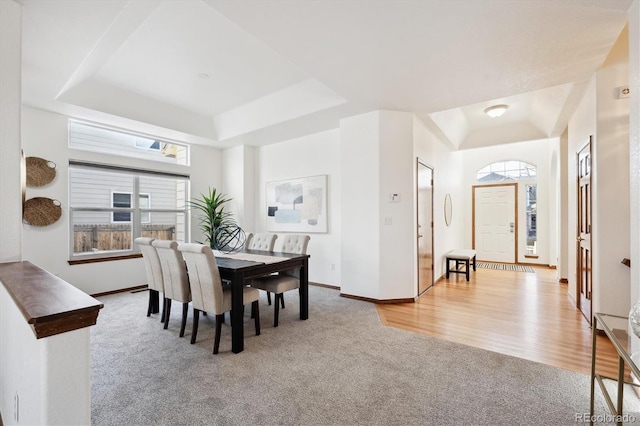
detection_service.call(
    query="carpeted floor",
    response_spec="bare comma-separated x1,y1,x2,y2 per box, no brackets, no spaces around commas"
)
91,286,639,425
476,262,535,273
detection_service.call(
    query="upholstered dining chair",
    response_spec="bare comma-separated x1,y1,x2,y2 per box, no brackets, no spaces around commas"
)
245,232,279,305
245,232,278,251
250,234,310,327
152,240,192,337
178,243,261,354
135,237,165,321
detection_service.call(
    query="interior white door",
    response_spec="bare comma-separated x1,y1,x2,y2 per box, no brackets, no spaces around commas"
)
577,140,592,323
417,161,433,295
474,184,516,263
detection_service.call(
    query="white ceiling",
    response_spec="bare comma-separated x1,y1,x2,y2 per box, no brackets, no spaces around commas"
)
20,0,632,150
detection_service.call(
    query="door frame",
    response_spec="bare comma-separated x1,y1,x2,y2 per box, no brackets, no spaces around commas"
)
416,158,434,296
576,137,592,324
472,183,518,263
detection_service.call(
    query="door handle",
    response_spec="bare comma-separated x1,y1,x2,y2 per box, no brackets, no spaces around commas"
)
418,234,423,238
577,236,584,242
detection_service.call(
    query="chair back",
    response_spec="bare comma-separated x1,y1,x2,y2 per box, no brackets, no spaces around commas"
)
152,240,191,303
245,232,278,251
178,243,225,314
280,234,311,255
279,234,310,278
135,237,163,292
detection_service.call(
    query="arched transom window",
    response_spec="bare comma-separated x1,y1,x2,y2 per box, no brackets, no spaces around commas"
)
476,160,537,182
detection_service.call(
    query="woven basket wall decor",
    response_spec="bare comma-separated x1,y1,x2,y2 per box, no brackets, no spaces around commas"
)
26,156,56,187
23,197,62,227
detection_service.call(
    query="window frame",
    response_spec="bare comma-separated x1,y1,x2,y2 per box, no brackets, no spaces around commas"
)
68,160,190,263
111,191,133,223
110,192,151,223
139,193,151,224
68,119,190,166
476,160,537,182
525,183,538,256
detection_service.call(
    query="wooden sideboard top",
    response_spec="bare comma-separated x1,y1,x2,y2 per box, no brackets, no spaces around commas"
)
0,261,103,339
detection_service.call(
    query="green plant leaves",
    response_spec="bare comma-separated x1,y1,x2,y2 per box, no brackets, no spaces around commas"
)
188,187,237,248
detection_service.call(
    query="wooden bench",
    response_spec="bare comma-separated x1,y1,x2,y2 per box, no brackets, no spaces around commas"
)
445,249,477,282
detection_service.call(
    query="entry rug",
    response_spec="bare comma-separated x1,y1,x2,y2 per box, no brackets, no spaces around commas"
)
477,262,535,273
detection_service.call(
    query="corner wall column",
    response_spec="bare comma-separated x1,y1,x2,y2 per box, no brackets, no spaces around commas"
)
629,0,640,305
0,0,23,263
339,110,415,301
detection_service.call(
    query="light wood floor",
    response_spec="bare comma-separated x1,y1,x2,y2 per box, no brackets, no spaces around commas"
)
376,265,626,380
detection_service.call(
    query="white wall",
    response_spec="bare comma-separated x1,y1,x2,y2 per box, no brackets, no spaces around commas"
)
567,23,631,318
378,111,416,299
558,129,569,281
257,129,341,287
548,146,558,269
0,0,22,263
460,138,555,266
568,78,596,304
340,113,380,297
413,116,465,281
223,145,257,234
630,0,640,306
339,111,417,300
593,26,630,317
21,106,222,295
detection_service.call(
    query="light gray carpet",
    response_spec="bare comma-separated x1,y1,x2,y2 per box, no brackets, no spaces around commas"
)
476,262,535,273
91,286,638,425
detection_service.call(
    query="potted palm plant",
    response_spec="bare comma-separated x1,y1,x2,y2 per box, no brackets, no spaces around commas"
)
189,188,244,251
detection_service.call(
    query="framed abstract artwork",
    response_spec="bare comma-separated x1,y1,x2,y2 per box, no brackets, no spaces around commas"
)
266,174,327,233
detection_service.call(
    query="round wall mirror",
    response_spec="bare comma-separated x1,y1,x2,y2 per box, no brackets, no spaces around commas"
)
444,193,452,226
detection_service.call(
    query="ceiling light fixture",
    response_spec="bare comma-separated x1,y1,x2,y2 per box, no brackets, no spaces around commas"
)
484,104,508,118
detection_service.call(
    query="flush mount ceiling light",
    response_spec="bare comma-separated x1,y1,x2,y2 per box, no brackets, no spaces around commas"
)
484,104,509,118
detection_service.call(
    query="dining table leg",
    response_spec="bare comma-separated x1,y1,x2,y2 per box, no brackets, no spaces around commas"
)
231,270,245,354
299,257,309,320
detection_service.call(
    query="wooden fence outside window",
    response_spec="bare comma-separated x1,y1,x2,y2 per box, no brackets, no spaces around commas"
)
73,224,176,253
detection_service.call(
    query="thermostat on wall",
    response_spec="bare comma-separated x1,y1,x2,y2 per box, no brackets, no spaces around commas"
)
618,86,630,99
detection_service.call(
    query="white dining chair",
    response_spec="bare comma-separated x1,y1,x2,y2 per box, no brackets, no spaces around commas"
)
152,240,192,337
250,234,310,327
135,237,165,321
245,232,278,251
179,243,261,354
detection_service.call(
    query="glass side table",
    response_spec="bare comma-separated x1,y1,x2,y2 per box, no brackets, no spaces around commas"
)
591,313,640,425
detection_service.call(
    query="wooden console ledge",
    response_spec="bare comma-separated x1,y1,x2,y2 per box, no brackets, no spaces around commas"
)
0,261,103,339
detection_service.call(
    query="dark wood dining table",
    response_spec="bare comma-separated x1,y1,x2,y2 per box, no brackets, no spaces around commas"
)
214,249,310,354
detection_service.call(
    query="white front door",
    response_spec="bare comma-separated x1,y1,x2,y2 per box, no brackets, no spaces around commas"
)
473,184,516,263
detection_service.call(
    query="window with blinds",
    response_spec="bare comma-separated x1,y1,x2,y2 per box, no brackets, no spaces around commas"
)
68,161,190,261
